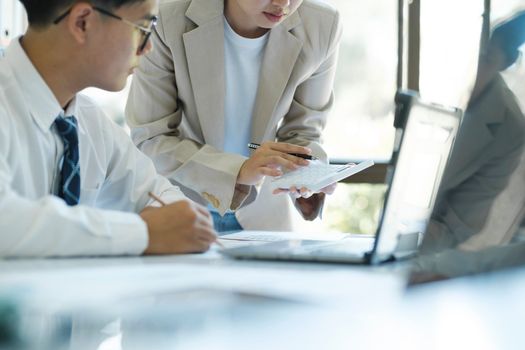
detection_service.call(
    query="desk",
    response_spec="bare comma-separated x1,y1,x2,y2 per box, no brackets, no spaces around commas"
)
0,250,524,349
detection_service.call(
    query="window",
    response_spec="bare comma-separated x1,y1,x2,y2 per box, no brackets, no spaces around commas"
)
0,0,26,55
419,0,484,109
323,0,398,161
299,0,398,234
313,0,487,234
492,1,525,24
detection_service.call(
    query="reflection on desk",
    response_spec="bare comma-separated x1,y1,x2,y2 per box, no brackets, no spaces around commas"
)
0,253,404,349
1,252,524,349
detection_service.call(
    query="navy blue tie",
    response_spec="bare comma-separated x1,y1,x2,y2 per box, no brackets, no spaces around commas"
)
55,116,81,206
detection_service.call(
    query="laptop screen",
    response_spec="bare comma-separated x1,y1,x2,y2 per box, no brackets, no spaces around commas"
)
371,99,461,263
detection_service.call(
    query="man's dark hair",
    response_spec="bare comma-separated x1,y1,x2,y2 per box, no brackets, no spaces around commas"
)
490,11,525,69
19,0,145,27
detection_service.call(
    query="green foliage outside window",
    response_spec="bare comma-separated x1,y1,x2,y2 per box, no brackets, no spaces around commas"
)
325,183,387,235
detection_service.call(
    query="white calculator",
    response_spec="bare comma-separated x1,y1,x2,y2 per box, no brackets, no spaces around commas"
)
270,159,375,192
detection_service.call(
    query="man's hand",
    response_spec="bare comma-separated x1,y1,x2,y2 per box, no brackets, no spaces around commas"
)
237,142,311,185
140,200,217,255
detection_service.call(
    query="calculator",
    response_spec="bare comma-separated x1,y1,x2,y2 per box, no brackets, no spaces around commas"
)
270,160,375,192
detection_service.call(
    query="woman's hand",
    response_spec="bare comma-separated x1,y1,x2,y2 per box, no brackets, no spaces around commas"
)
273,183,337,220
237,141,311,186
273,183,338,198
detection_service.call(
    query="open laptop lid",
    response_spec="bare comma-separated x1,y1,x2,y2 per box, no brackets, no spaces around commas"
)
369,91,462,264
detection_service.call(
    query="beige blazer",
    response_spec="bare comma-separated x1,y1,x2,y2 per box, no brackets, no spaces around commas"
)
126,0,342,230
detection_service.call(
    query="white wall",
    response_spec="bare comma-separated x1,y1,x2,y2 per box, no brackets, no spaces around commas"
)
0,0,26,50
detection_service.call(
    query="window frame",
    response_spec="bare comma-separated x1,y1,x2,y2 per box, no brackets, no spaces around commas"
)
338,0,490,185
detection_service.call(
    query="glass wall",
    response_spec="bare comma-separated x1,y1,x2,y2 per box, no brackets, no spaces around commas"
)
0,0,26,55
419,0,484,109
322,0,398,161
306,0,398,234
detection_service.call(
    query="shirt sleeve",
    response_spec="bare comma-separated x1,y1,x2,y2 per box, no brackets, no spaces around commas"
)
0,101,185,258
0,121,149,257
0,190,148,258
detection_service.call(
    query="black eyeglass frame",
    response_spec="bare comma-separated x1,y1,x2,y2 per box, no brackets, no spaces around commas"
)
53,5,158,52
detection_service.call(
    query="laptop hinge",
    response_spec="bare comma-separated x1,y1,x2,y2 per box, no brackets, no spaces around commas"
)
394,232,422,255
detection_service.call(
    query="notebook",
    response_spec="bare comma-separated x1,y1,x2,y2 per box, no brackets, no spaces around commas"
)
221,91,462,264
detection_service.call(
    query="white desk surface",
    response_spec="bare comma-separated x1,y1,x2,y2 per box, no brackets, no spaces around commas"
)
0,248,524,350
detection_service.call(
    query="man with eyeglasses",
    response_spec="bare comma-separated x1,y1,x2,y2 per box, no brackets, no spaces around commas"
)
0,0,218,257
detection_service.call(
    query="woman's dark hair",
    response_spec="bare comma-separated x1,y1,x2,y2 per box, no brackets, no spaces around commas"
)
19,0,145,27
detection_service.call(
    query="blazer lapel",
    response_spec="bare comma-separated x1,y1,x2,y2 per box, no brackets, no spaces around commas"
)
251,12,303,142
183,0,225,149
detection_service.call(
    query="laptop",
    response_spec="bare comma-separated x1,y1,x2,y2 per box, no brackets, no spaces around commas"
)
222,91,462,264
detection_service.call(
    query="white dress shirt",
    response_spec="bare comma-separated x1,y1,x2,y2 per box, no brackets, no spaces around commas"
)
0,38,187,257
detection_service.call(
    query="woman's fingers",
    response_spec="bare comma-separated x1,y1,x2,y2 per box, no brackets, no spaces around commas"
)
259,167,283,177
299,187,313,198
238,142,313,186
253,151,309,169
320,183,337,195
259,141,312,156
273,185,332,198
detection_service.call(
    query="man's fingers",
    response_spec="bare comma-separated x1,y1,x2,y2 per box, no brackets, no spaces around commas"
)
195,204,212,218
192,238,211,252
197,233,216,245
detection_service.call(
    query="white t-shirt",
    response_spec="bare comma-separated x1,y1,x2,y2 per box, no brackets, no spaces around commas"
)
223,17,269,157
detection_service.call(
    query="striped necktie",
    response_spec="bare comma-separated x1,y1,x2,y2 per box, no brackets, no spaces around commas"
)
54,115,81,206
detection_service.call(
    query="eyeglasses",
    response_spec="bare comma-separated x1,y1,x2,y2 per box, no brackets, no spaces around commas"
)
53,6,158,53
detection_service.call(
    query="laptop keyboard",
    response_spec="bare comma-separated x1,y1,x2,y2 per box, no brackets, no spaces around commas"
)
294,238,374,255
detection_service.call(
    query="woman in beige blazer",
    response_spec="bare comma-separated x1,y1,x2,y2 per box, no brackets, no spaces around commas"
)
126,0,342,231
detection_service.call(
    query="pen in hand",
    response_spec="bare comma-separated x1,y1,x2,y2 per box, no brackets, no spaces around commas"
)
147,192,225,249
147,191,167,206
247,143,319,160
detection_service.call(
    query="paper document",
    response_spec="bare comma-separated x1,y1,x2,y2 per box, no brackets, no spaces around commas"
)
271,160,375,192
219,230,349,242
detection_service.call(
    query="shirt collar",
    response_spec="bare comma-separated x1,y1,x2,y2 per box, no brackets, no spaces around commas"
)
5,37,83,134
